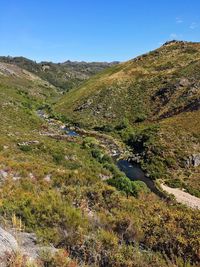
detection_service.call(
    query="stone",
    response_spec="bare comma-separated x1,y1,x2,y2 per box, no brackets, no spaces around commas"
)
44,174,51,182
0,170,8,180
186,154,200,167
179,78,190,87
17,140,39,146
0,227,18,266
193,154,200,167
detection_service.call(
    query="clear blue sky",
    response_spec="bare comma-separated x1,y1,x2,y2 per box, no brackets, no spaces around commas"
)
0,0,199,62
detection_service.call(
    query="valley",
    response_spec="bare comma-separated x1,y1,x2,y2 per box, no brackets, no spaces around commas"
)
0,41,199,266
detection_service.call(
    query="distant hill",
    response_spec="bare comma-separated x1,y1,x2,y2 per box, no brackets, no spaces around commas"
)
0,56,118,91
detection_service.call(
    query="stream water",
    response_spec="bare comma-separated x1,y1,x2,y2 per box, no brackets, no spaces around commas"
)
37,110,163,196
62,127,163,195
117,159,164,196
63,127,79,137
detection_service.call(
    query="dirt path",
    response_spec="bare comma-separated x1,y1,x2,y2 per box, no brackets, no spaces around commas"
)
161,184,200,209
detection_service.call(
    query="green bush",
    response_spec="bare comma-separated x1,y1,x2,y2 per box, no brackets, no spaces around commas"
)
103,162,122,177
101,124,114,132
91,148,103,161
19,145,32,152
166,178,183,188
91,148,113,164
53,153,65,164
134,113,147,123
115,119,129,130
164,157,176,167
107,176,147,197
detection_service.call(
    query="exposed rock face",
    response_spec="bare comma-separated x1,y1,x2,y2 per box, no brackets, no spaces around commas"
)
193,154,200,167
179,78,190,87
0,170,8,181
186,154,200,167
0,227,58,265
12,231,57,261
0,227,18,266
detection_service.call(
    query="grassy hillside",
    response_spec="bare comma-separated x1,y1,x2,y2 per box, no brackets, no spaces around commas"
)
55,40,200,125
0,55,200,266
121,110,200,196
55,41,200,196
0,56,117,91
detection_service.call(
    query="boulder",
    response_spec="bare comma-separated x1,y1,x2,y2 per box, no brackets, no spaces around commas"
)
0,227,58,265
179,78,190,87
0,227,18,266
193,154,200,167
186,154,200,167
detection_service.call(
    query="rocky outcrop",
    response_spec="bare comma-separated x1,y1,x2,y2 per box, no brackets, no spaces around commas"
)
186,154,200,167
17,140,39,146
0,227,18,266
0,227,58,266
12,231,57,261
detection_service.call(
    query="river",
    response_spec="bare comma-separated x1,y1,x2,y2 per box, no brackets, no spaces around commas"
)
37,110,164,196
62,126,164,196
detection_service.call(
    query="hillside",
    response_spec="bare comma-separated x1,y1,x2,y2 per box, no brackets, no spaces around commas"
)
0,51,200,266
0,56,118,91
55,41,200,196
55,40,200,125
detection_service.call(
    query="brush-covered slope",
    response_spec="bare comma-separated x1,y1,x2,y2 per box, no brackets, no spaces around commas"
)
55,41,200,196
0,61,60,143
0,56,118,91
55,40,200,126
0,54,200,266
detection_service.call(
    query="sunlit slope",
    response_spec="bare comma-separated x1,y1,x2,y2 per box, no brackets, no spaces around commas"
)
0,52,200,266
55,41,200,126
0,62,59,133
0,56,117,91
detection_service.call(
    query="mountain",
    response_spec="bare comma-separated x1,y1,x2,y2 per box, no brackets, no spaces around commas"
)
0,43,199,266
55,40,200,125
55,40,200,197
0,56,118,91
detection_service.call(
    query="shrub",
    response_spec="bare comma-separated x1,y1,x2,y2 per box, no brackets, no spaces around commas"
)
82,137,98,149
103,162,122,177
91,148,113,164
115,119,129,130
52,153,65,164
132,180,150,195
40,249,78,267
19,145,32,152
164,157,176,167
166,178,183,188
91,148,103,161
107,176,142,197
134,113,147,123
100,124,114,132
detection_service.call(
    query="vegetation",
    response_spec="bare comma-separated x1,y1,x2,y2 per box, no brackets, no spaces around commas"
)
54,41,200,195
0,56,117,91
55,41,200,125
0,42,199,266
107,176,149,197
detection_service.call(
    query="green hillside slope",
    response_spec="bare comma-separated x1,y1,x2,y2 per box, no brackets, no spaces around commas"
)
0,55,200,266
55,41,200,196
55,41,200,125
